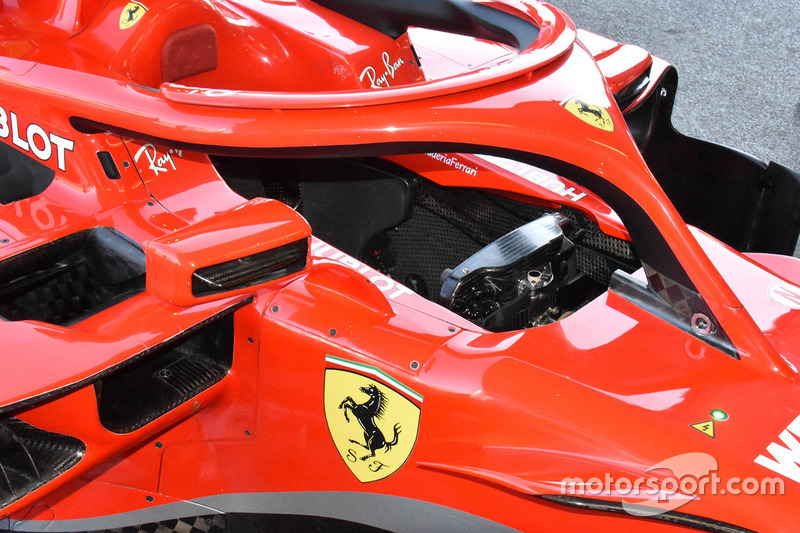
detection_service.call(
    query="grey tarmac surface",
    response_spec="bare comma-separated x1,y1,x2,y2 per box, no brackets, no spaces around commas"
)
553,1,800,255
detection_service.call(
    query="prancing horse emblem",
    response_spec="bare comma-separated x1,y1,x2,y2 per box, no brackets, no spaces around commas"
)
339,385,401,460
324,357,422,483
124,5,140,22
563,96,615,132
575,99,606,124
119,2,147,30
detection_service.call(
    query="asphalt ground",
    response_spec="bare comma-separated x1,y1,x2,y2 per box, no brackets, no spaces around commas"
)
552,1,800,255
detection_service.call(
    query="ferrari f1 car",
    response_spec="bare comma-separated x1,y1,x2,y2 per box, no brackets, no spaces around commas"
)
1,1,800,532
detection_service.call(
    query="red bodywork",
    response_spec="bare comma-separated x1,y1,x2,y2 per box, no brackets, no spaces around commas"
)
0,1,798,532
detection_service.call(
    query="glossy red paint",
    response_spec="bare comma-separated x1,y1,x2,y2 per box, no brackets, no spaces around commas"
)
0,2,798,532
595,44,651,94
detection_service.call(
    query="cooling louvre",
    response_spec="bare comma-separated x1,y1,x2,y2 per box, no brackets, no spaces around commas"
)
191,239,308,297
0,417,85,508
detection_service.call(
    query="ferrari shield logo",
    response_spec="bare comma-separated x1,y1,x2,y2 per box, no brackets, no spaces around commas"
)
563,97,614,132
324,356,422,483
119,2,147,30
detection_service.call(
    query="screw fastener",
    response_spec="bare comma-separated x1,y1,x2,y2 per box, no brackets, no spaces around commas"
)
691,313,712,336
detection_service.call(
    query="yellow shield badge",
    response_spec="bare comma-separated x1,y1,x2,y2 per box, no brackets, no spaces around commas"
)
324,356,422,483
119,2,147,30
562,97,614,132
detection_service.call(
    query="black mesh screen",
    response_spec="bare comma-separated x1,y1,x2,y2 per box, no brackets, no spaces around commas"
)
370,181,638,298
97,312,234,434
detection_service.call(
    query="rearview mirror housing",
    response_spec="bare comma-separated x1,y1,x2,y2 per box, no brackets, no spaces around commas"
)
145,198,311,306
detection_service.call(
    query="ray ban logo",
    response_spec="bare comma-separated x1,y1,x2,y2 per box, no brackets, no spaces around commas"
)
360,52,405,89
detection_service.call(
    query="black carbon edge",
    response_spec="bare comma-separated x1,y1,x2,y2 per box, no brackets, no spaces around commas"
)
538,494,755,533
0,296,253,418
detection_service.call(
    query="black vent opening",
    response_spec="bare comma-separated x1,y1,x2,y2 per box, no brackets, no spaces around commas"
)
0,417,85,508
96,313,235,434
0,142,56,205
0,227,146,325
191,239,308,297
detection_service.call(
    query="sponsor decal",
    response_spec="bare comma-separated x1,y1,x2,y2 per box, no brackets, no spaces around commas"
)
0,105,74,171
310,239,413,301
479,154,588,203
324,356,421,482
119,2,147,30
426,153,477,177
562,97,614,132
133,144,182,176
360,52,405,89
768,282,800,309
755,413,800,483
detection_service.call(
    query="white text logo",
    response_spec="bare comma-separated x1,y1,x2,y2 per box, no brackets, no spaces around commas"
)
134,144,182,176
360,52,405,89
0,105,74,171
564,452,783,517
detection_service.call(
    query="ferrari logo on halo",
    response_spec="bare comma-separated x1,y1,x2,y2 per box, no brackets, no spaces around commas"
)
563,97,614,132
119,2,147,30
768,283,800,309
324,356,421,483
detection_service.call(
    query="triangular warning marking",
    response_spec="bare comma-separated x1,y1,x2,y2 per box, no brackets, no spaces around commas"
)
690,420,715,438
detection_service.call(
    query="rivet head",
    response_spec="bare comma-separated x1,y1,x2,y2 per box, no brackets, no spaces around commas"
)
691,313,712,336
410,361,420,370
271,305,279,313
329,328,337,336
